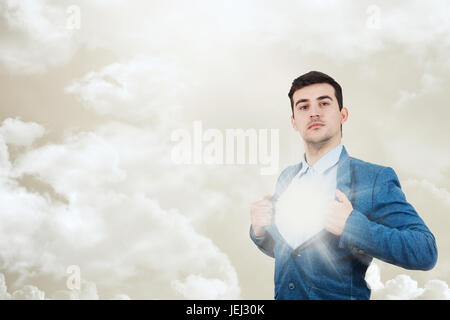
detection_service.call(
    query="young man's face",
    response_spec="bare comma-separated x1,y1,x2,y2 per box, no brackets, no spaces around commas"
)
291,83,348,146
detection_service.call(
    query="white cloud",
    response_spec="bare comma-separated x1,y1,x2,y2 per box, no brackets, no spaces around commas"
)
111,293,131,300
2,1,450,75
0,273,47,300
403,179,450,207
0,135,11,175
2,0,449,300
394,73,442,109
420,280,450,300
380,1,450,66
382,137,450,184
366,262,450,300
12,285,45,300
0,0,78,74
76,281,99,300
11,130,127,197
47,281,100,300
65,56,185,124
364,262,384,291
172,273,239,299
383,275,425,300
0,274,101,300
0,120,241,299
0,274,12,300
0,118,45,147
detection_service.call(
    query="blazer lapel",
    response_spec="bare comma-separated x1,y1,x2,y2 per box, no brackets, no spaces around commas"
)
335,145,353,202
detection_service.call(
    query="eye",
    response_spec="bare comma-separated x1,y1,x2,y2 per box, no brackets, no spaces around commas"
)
321,102,329,106
299,105,307,110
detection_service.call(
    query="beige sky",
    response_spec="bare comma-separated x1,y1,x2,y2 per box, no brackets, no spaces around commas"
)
0,0,449,299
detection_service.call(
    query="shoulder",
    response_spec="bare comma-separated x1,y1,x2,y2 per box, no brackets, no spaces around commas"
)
350,156,399,184
350,156,386,172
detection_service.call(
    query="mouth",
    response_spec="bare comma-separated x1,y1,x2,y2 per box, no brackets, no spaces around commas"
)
309,123,324,129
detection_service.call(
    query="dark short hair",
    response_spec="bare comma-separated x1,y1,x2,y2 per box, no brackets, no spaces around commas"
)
288,71,343,115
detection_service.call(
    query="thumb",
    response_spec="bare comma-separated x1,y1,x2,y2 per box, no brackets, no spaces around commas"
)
335,189,348,203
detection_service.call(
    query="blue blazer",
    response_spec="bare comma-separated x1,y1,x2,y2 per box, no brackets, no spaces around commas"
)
250,146,438,300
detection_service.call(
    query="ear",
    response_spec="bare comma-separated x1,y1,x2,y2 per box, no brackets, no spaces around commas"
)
291,114,298,131
340,107,349,124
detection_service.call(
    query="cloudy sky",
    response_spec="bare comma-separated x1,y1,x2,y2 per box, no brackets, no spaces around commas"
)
0,0,449,299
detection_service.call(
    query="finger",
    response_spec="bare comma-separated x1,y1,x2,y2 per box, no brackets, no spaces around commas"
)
257,206,271,213
258,199,273,206
253,202,273,209
328,201,339,209
252,196,273,206
257,217,272,224
335,189,348,203
325,218,341,228
254,208,273,215
254,200,272,209
323,221,337,234
323,219,340,232
255,198,273,205
335,189,343,202
254,216,272,225
338,189,351,205
323,214,341,225
252,212,272,220
255,210,273,217
263,194,272,200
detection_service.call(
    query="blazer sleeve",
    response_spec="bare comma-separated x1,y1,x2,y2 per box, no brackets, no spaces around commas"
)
339,167,438,270
249,224,275,258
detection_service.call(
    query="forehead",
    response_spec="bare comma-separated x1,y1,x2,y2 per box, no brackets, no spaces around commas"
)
292,83,335,103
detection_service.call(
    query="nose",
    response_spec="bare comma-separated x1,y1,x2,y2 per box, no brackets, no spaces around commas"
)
308,102,321,118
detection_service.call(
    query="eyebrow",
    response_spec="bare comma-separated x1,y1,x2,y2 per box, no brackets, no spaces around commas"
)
294,95,333,107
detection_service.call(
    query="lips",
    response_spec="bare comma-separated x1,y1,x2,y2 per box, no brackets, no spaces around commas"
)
309,122,324,129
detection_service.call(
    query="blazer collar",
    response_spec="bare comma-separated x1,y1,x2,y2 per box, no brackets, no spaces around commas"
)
298,144,343,177
288,145,352,197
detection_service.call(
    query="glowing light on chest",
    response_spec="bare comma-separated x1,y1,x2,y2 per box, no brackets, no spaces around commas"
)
275,173,334,249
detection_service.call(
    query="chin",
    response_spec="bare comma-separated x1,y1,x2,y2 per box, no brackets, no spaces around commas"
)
304,135,332,145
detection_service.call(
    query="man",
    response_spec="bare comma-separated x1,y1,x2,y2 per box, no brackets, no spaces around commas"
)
249,71,438,300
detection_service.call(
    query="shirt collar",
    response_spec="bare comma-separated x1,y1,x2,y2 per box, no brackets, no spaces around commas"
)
298,144,343,176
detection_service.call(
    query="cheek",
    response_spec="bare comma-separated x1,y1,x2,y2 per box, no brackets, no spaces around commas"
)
292,117,301,128
294,116,305,126
297,120,307,131
325,112,340,126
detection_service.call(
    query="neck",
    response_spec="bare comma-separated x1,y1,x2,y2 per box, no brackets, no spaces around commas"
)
304,136,341,166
